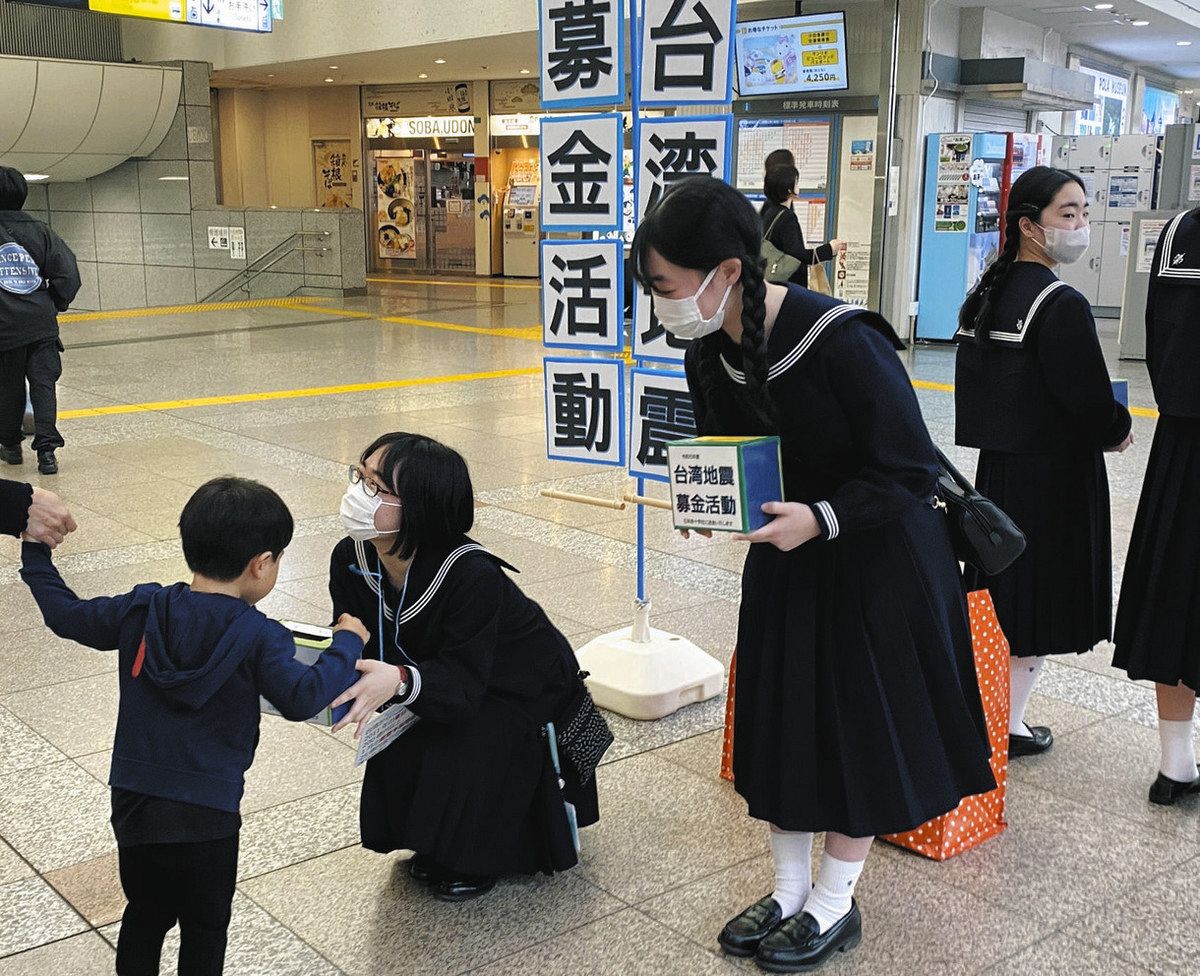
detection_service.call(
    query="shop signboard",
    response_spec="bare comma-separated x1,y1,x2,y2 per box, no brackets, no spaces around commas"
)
538,0,626,109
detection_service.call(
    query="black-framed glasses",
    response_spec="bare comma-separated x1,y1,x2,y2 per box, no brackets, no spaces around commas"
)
348,465,394,499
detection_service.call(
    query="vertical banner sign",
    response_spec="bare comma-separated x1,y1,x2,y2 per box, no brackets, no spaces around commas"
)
634,114,733,224
541,240,625,352
629,369,696,480
539,0,626,109
637,0,736,107
540,113,624,233
544,358,627,466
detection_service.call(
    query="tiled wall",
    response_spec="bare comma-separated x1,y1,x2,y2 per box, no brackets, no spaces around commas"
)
21,61,366,312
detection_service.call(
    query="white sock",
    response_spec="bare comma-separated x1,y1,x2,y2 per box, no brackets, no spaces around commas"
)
803,853,865,934
769,828,813,919
1009,656,1046,736
1158,719,1199,783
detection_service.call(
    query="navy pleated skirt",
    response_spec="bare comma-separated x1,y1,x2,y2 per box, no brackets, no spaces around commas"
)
964,449,1112,657
732,503,995,837
1114,415,1200,690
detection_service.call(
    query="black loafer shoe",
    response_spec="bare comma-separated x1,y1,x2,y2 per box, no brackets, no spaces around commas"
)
408,854,435,885
37,450,57,475
718,896,785,958
755,901,862,973
1149,767,1200,806
0,445,21,466
1008,726,1053,757
432,876,497,902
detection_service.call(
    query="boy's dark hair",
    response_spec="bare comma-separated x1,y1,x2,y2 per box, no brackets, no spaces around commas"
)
763,164,799,205
179,477,294,581
360,432,474,560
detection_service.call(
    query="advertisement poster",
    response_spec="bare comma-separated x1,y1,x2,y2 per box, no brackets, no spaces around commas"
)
375,155,417,260
1076,67,1128,137
313,140,353,209
1141,85,1180,136
934,134,972,232
849,139,874,171
734,13,849,96
1190,164,1200,203
833,113,876,306
1136,219,1169,273
1107,173,1140,210
363,84,472,118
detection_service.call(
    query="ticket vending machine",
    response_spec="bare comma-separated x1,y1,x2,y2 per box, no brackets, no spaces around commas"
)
502,184,540,277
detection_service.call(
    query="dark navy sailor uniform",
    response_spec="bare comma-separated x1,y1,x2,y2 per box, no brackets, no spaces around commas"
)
1115,210,1200,690
687,284,994,837
955,262,1131,657
329,535,599,878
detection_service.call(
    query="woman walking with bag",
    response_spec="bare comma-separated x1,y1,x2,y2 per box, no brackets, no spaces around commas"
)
955,166,1132,759
632,176,994,973
759,164,845,290
1114,208,1200,805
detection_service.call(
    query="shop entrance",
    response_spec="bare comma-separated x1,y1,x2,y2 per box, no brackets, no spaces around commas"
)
368,148,476,274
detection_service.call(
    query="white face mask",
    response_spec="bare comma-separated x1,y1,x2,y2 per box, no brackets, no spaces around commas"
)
1035,223,1090,265
651,266,734,340
340,483,402,542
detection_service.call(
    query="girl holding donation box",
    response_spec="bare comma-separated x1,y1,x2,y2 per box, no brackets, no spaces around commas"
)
327,432,602,902
631,176,994,973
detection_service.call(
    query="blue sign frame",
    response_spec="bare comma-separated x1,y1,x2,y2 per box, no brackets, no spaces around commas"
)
628,366,692,482
538,0,627,110
635,0,738,108
633,113,734,225
540,112,625,234
543,356,627,467
540,239,626,353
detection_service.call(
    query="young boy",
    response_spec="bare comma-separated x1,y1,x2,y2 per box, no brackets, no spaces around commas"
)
20,476,367,976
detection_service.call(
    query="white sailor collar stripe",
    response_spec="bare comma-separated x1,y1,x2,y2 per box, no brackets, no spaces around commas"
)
719,303,861,385
1157,211,1200,279
954,279,1067,346
353,540,489,625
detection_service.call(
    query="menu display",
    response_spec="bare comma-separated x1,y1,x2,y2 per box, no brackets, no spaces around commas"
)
734,13,849,97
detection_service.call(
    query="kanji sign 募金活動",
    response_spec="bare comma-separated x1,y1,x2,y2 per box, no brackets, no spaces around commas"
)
637,0,736,107
541,240,625,352
635,114,733,224
544,358,627,466
628,369,696,481
539,0,626,109
540,113,624,233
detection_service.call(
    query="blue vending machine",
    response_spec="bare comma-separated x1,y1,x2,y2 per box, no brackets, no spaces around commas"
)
915,132,1010,341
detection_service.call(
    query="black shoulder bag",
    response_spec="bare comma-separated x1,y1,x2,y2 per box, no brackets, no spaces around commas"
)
933,447,1026,577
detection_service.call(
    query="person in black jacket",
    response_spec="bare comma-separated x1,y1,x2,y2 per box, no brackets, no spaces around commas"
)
1113,208,1200,805
632,177,993,972
955,166,1131,759
326,432,601,903
0,166,81,475
759,164,845,290
0,478,75,545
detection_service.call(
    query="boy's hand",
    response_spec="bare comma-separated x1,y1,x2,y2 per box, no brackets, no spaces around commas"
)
331,660,409,737
333,613,369,645
22,488,77,548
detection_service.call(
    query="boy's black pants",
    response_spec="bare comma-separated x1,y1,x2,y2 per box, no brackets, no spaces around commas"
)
115,833,239,976
0,339,63,452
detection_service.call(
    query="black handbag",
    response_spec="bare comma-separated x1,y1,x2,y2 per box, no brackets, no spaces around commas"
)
933,448,1026,576
554,671,613,785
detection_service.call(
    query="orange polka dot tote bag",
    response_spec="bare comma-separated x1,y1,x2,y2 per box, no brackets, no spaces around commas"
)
720,592,1010,859
882,590,1010,860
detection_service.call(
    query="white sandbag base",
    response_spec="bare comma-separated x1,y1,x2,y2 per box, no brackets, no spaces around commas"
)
576,599,725,721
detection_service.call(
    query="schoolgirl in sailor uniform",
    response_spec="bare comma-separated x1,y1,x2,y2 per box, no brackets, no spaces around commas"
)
631,176,994,973
1114,208,1200,805
955,167,1132,759
327,433,599,901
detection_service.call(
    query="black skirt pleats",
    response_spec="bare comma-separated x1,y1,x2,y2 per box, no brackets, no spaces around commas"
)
732,503,996,837
964,450,1113,657
1114,415,1200,690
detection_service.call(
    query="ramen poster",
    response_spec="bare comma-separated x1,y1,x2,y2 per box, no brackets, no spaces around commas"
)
375,155,417,260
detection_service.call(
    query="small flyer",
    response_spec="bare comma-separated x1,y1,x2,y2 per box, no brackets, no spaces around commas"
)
355,703,420,765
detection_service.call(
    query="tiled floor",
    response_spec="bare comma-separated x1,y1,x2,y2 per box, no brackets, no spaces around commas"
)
0,279,1195,975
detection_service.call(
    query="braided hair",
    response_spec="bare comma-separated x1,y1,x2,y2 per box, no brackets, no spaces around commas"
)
958,165,1085,342
630,176,774,430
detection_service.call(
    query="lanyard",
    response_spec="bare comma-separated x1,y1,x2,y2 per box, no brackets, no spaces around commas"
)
349,553,412,665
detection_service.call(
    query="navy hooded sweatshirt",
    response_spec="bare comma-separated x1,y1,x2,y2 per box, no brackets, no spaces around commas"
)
20,541,362,815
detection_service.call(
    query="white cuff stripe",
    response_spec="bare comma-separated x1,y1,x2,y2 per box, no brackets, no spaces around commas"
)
816,500,840,540
399,666,421,706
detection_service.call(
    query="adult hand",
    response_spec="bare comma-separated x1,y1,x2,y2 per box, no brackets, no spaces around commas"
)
733,502,821,551
331,659,408,737
1106,432,1134,454
829,239,848,254
22,487,77,548
332,612,369,645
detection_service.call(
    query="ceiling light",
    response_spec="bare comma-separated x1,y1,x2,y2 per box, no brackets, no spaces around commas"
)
24,174,48,181
1187,89,1196,94
267,73,275,77
520,68,531,74
418,72,428,79
1131,18,1149,25
1094,2,1113,8
324,77,334,82
329,65,339,69
157,176,190,181
434,58,447,64
1178,40,1193,45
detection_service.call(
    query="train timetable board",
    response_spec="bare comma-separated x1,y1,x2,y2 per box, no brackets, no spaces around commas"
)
736,117,831,190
